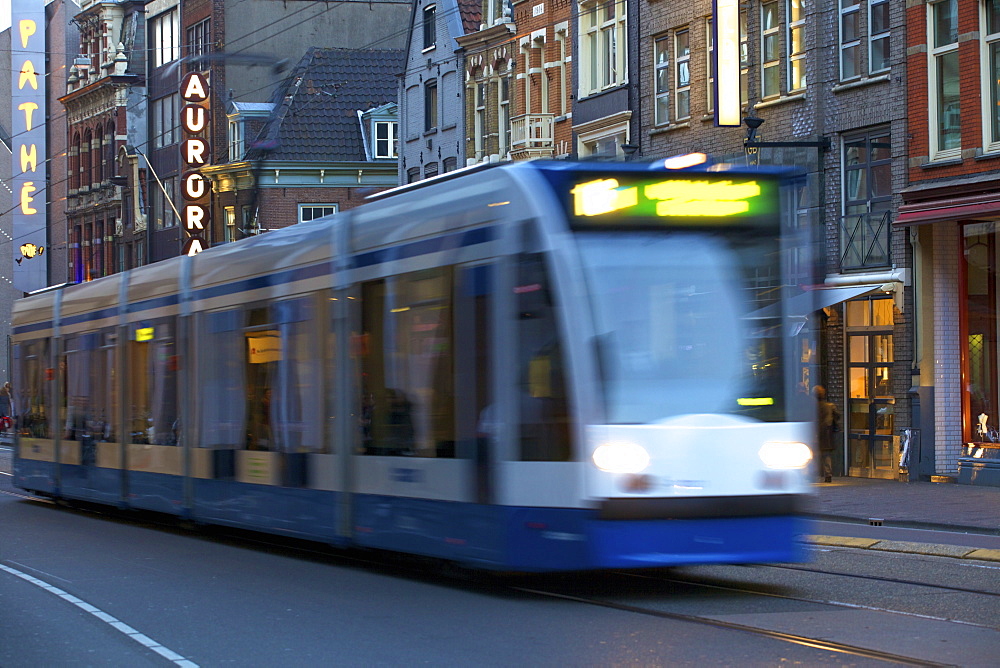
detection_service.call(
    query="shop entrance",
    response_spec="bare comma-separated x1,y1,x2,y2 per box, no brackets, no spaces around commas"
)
845,296,896,479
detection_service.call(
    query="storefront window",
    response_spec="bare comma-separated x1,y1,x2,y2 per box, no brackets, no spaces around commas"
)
964,223,999,442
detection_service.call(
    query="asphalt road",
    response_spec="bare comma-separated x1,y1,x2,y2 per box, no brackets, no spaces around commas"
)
2,482,999,666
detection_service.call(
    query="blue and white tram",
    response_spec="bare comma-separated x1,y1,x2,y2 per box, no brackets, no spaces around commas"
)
13,159,817,572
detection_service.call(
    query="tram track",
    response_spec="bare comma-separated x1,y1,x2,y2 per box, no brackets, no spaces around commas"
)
508,582,952,667
744,561,1000,599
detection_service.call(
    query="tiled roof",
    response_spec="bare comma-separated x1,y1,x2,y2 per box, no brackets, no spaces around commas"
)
457,0,483,34
246,47,405,163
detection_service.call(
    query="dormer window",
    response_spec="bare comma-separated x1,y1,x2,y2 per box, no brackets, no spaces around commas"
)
374,120,398,159
423,5,437,50
229,118,244,161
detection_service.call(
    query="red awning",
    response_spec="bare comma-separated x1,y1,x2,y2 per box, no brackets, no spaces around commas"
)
895,196,1000,226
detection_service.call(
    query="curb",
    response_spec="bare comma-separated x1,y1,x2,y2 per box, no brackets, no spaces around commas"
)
803,512,1000,537
808,534,1000,562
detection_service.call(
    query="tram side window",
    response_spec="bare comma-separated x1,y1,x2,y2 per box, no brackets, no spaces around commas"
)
244,297,324,452
15,341,51,439
360,268,456,457
516,253,571,462
199,309,245,449
62,331,116,442
128,319,178,445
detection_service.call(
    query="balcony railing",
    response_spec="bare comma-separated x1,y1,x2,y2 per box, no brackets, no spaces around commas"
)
840,209,891,271
510,114,554,157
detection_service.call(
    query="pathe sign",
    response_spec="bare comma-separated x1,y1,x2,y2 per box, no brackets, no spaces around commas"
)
181,71,211,256
11,0,49,292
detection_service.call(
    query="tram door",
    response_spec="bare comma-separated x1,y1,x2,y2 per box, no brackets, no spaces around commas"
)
845,296,896,479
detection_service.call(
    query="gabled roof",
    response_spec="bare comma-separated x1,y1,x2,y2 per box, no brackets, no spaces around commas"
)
246,47,405,163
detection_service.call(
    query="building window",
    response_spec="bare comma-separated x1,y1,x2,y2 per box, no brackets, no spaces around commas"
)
840,0,861,79
930,0,960,157
740,7,750,104
983,0,1000,149
225,206,236,242
153,176,178,230
761,0,780,98
152,95,178,149
654,35,670,125
870,0,890,73
787,0,806,91
840,0,890,80
424,80,438,131
485,0,508,25
578,121,629,159
299,204,337,224
707,19,715,113
499,70,511,156
407,166,421,183
228,119,244,162
841,130,892,270
675,28,691,120
474,81,487,160
151,9,180,69
555,30,569,116
424,162,439,178
186,18,211,72
423,5,436,50
578,0,628,97
443,156,458,172
374,120,398,159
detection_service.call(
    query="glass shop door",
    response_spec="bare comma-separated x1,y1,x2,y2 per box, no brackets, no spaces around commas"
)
846,297,897,479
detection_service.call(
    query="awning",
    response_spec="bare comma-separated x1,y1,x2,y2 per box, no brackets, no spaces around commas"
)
895,194,1000,226
748,284,885,319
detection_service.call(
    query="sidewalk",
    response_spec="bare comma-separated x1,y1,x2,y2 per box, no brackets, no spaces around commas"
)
804,476,1000,562
805,476,1000,534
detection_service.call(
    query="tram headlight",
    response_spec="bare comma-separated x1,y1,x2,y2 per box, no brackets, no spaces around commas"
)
592,442,651,474
758,441,813,469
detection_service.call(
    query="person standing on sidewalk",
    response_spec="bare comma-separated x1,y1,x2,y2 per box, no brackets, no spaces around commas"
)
813,385,840,483
0,382,12,434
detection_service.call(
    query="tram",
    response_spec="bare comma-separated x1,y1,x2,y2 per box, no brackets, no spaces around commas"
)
12,158,817,572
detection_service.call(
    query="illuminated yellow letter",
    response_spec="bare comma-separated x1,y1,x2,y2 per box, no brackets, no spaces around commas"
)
20,20,37,48
19,61,39,90
20,182,38,214
21,144,38,172
18,102,39,131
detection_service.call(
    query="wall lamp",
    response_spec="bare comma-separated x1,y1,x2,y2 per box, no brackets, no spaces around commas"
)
743,114,830,152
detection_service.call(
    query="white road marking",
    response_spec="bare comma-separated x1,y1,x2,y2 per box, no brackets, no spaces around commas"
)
0,562,199,667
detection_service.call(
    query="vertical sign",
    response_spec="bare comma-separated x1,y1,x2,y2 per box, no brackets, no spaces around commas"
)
12,0,49,292
180,71,211,256
713,0,742,127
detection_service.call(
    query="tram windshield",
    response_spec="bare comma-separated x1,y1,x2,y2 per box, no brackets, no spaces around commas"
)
576,232,787,424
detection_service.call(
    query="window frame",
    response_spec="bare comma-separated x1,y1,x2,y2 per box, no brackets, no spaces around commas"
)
423,5,437,51
653,34,670,126
424,80,438,132
869,0,890,74
578,0,628,98
929,0,961,160
373,120,398,159
839,0,862,81
152,94,179,149
228,118,244,162
186,18,211,72
298,204,338,224
841,129,893,270
761,0,781,99
981,0,1000,152
787,0,806,91
150,9,180,69
674,27,691,121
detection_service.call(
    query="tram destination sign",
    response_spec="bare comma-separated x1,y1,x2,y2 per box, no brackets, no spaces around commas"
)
568,174,779,228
